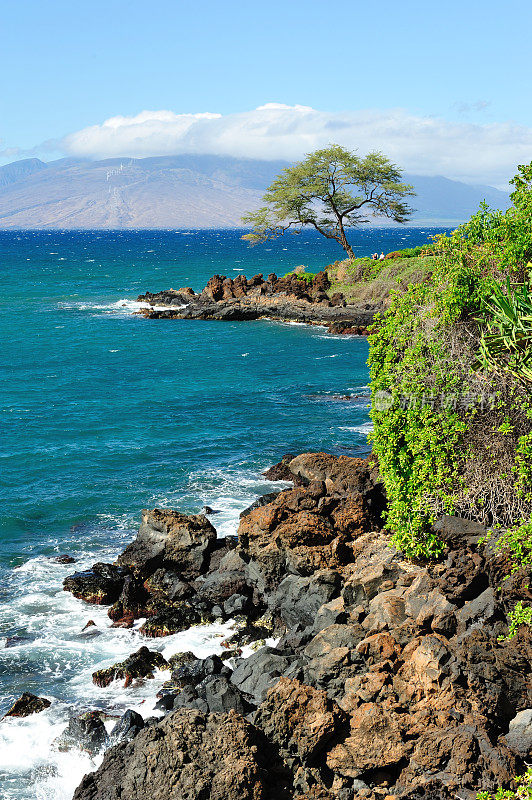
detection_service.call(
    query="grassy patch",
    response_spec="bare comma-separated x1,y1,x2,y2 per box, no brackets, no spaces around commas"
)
281,271,316,282
326,255,438,304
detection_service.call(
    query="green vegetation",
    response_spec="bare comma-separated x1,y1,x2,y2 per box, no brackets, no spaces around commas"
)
506,601,532,639
241,144,414,258
368,161,532,612
385,244,435,259
476,766,532,800
326,253,437,305
491,519,532,574
475,275,532,383
281,270,316,283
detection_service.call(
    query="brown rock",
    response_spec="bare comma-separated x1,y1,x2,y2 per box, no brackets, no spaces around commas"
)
55,554,76,564
326,703,408,779
73,708,285,800
92,646,169,688
363,589,408,633
255,677,347,762
356,632,401,664
262,454,300,483
394,635,452,702
5,692,51,717
288,453,378,495
203,275,226,300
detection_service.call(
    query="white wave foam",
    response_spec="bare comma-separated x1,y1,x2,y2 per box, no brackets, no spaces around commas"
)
57,299,184,316
338,422,373,435
155,465,288,540
0,462,283,799
0,455,296,799
0,549,238,800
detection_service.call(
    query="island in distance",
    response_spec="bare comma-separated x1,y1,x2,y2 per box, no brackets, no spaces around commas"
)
0,154,510,229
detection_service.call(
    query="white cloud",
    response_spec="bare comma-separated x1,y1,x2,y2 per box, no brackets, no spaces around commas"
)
57,104,532,188
452,100,491,116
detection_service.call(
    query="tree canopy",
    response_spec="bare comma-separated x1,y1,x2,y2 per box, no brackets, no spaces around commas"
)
242,144,415,258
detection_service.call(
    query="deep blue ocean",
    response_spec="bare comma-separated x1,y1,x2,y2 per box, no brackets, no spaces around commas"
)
0,227,448,799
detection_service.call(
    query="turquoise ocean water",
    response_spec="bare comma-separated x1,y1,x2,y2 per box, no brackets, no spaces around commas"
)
0,227,448,799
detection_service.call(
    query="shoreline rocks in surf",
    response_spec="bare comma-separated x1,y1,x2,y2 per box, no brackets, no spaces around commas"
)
136,271,377,333
4,692,51,718
63,451,532,799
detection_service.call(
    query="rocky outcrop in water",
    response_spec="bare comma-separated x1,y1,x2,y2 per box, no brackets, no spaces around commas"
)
4,692,51,717
68,452,532,800
56,712,110,755
92,646,169,688
136,271,379,331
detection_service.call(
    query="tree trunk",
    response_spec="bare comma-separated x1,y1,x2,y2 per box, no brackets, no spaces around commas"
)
343,241,355,258
337,218,354,258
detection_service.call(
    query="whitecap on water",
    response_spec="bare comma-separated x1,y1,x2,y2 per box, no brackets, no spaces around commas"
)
156,465,291,539
57,299,184,316
338,421,373,435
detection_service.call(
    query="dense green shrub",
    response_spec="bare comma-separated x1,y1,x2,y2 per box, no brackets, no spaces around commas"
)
368,265,475,557
368,162,532,560
475,274,532,384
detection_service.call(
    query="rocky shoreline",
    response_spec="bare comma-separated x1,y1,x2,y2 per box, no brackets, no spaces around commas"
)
137,271,378,334
33,451,531,799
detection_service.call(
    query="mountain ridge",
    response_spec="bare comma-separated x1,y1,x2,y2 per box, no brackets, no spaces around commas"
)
0,155,510,229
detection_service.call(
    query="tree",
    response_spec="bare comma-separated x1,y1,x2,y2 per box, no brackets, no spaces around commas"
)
241,144,415,258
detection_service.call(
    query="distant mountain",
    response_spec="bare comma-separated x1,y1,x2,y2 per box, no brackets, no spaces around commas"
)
403,173,511,224
0,155,510,229
0,157,48,188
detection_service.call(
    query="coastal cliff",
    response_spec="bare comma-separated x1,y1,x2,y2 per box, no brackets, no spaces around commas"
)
61,452,532,800
47,188,532,797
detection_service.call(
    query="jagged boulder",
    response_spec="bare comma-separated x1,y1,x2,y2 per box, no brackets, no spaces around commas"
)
230,647,293,706
4,692,51,717
288,453,381,496
173,674,251,716
56,712,109,755
505,708,532,756
117,509,217,580
109,710,144,744
63,562,129,605
139,599,204,637
326,702,408,780
255,677,347,762
203,274,226,300
72,708,285,800
268,570,341,629
92,646,169,688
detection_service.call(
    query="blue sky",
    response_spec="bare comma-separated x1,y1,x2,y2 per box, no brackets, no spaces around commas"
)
1,0,531,186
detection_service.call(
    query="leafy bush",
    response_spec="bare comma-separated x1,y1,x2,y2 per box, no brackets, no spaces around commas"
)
506,601,532,639
368,268,472,557
475,275,532,384
368,162,532,559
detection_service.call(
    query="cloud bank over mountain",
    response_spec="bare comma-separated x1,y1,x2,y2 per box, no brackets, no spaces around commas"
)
52,104,532,189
